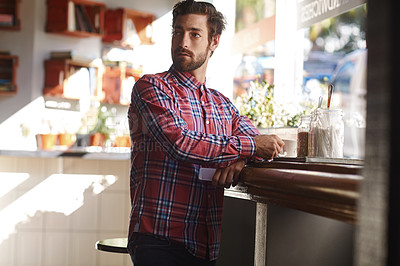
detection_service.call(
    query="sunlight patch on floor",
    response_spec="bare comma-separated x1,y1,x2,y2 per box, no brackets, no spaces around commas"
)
0,172,29,198
0,173,117,244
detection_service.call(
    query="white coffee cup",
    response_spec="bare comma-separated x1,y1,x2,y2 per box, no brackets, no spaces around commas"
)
279,139,297,157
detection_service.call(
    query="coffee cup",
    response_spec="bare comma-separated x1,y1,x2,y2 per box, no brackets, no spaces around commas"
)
279,139,297,157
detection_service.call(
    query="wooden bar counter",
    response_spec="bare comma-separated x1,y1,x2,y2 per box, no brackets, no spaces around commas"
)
239,158,363,224
229,158,363,266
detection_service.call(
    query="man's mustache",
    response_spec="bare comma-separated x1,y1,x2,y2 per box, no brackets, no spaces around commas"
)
174,47,194,57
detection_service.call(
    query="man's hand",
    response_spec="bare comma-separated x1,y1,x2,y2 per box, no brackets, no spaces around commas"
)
253,135,284,160
212,160,245,188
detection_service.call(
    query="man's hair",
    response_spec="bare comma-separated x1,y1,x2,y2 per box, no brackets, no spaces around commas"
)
172,0,226,42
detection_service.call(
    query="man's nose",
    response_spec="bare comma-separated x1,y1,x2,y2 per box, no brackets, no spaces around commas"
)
178,33,190,48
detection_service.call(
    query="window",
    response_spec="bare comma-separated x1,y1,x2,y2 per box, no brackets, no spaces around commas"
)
298,3,367,158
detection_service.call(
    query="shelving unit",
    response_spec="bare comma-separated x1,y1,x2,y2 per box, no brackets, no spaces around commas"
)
102,63,141,104
44,3,154,104
0,0,21,30
43,58,100,99
102,8,155,47
0,54,18,94
46,0,105,38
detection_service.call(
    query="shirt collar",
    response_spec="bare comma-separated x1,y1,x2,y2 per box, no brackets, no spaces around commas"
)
169,65,205,91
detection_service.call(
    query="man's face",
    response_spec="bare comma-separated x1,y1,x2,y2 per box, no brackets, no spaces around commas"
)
171,14,212,73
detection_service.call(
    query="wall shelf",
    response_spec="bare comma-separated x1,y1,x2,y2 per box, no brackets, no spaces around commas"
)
102,8,155,47
0,0,21,31
44,56,142,105
102,63,142,104
43,58,100,99
46,0,105,38
0,54,18,95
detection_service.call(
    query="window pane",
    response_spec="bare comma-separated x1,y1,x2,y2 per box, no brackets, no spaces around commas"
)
302,4,367,158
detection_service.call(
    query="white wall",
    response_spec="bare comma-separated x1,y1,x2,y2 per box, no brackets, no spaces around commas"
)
104,0,177,17
0,0,237,150
207,0,237,98
0,0,36,123
0,0,177,125
0,0,177,149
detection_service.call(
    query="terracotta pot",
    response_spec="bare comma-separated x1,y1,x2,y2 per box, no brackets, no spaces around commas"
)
37,134,58,150
89,133,107,146
58,133,76,147
113,135,131,147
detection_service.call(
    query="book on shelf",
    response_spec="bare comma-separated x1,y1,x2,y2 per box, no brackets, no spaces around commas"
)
0,14,13,26
0,86,10,92
74,4,85,32
67,1,76,31
0,79,12,84
88,67,97,96
50,51,75,59
70,3,97,33
76,4,96,33
0,80,12,92
0,50,11,55
49,51,95,65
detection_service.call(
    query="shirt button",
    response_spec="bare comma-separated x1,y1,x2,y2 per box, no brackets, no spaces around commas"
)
206,120,210,125
201,101,205,105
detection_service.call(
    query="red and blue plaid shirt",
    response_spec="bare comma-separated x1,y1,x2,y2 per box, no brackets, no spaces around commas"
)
128,66,259,260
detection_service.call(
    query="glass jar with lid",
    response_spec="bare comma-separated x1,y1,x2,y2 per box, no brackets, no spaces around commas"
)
296,115,310,157
308,108,344,158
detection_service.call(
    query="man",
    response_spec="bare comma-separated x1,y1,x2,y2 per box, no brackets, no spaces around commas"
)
127,1,284,265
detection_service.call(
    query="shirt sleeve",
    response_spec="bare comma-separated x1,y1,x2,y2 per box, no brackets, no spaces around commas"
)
129,76,257,168
226,95,261,163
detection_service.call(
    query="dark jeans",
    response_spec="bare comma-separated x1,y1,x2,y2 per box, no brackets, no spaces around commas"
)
127,233,217,266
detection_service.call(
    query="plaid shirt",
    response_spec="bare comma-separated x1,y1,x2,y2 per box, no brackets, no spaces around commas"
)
128,66,259,260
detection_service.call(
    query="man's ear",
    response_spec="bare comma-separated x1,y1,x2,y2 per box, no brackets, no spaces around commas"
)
209,35,220,53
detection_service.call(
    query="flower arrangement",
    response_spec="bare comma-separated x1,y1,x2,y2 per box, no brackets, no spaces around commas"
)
234,80,304,128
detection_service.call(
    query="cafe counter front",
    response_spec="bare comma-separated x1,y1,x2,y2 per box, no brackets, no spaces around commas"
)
224,157,362,266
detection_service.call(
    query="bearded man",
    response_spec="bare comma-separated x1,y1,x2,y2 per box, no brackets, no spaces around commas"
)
127,1,283,265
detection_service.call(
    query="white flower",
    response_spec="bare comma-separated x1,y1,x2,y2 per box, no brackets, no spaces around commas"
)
234,80,307,128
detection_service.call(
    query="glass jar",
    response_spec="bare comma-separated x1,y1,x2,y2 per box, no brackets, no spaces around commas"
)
308,109,344,158
296,115,310,157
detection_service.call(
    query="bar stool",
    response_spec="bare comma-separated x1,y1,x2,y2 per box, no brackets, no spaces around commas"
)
95,237,128,254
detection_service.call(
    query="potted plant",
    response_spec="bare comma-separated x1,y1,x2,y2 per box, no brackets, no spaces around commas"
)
88,104,114,147
234,79,306,132
36,119,58,150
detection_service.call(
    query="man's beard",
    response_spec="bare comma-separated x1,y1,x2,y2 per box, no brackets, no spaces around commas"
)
172,47,208,72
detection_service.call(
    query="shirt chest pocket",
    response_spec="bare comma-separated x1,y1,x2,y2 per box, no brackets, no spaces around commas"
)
210,103,233,136
214,120,232,136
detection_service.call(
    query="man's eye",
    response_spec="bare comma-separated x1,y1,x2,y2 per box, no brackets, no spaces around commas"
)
172,31,181,36
192,33,201,38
